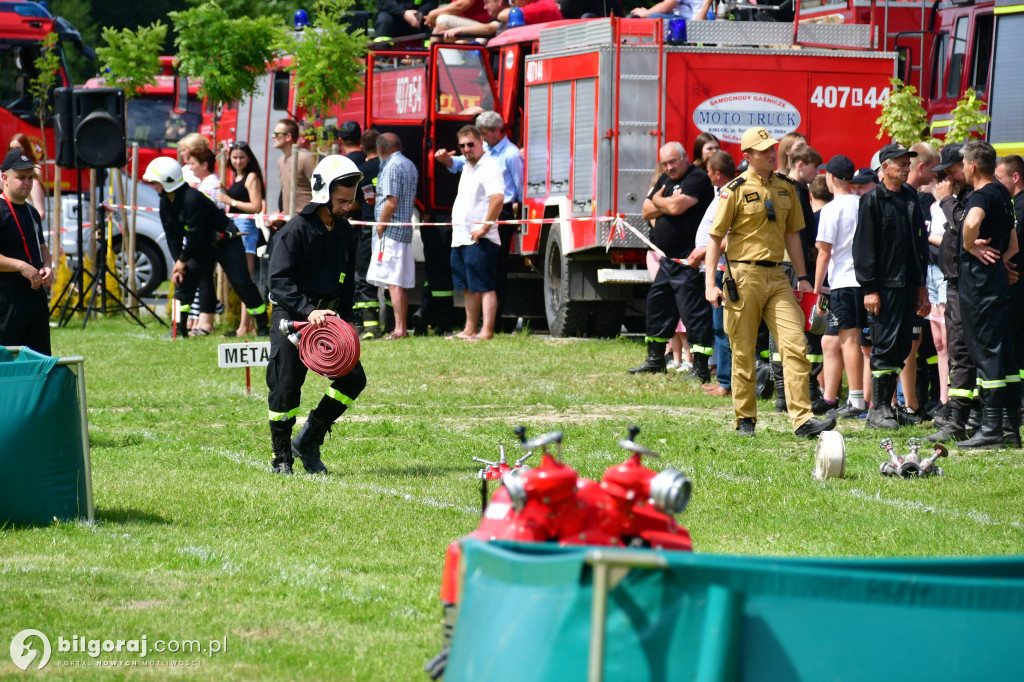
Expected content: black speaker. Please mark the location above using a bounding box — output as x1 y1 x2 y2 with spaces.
53 87 127 169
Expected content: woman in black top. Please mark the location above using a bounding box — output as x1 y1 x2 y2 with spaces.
217 142 265 336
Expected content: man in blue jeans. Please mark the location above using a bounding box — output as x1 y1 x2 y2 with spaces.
691 151 736 395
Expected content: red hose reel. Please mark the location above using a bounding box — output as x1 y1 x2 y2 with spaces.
280 317 361 379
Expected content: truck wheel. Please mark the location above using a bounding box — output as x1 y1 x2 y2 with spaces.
543 227 592 337
589 301 625 338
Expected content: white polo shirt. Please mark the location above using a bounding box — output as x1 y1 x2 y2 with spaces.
451 154 505 248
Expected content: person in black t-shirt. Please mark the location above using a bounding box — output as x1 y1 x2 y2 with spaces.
0 149 53 355
629 141 714 380
955 141 1019 448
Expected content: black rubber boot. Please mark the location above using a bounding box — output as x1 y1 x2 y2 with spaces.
755 358 774 399
866 374 899 430
255 309 271 337
809 378 830 415
682 353 711 383
434 297 453 337
956 407 1004 449
967 406 982 431
291 413 331 474
271 432 293 474
629 341 667 374
774 371 787 413
925 406 968 442
1003 407 1021 448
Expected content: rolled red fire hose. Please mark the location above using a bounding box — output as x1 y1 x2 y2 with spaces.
286 317 361 378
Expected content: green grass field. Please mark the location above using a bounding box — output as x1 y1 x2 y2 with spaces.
2 318 1023 680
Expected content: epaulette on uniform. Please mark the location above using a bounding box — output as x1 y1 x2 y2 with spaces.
725 177 746 191
776 173 796 185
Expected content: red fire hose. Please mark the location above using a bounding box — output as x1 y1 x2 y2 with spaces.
282 317 361 379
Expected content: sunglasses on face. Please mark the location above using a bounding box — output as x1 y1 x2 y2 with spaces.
230 141 249 149
458 141 477 149
272 132 289 139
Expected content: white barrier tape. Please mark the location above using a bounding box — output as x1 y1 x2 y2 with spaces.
100 204 640 234
609 215 689 266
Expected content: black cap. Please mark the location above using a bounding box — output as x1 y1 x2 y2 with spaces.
932 143 963 172
823 154 854 182
850 167 877 185
1 149 35 172
339 120 361 143
878 143 917 164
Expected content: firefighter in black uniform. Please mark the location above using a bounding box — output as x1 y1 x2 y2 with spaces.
954 141 1019 448
926 144 977 442
0 150 53 354
353 129 382 338
996 154 1024 447
266 155 367 474
853 144 930 429
629 141 715 380
143 157 270 339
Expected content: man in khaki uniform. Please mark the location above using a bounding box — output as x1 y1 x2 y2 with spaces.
704 127 837 438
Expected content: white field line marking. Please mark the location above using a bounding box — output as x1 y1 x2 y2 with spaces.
216 447 479 516
703 468 1024 530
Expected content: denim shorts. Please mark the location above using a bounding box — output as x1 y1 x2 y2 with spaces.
234 217 259 255
926 263 947 305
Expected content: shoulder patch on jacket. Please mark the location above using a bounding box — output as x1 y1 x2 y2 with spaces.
725 177 746 191
775 173 796 185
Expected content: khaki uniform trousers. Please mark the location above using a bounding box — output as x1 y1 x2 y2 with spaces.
723 263 811 429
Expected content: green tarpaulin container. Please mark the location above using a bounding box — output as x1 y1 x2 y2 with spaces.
0 346 92 525
446 540 1024 682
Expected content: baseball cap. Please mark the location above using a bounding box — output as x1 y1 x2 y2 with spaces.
822 154 854 182
878 143 917 164
932 143 963 172
740 127 778 152
1 149 35 172
339 120 361 143
850 167 877 185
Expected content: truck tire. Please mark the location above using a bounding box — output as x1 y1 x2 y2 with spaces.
589 301 625 338
543 227 592 337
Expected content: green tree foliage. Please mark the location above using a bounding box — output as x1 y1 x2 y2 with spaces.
945 88 991 144
279 0 367 123
170 1 283 106
29 33 62 180
875 77 933 148
96 23 167 98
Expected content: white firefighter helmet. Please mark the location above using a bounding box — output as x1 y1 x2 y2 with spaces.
143 156 186 192
310 155 363 205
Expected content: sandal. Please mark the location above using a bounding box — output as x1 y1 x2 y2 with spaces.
189 328 212 337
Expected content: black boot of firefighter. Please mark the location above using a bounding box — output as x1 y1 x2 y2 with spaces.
270 432 293 474
1003 407 1022 449
292 412 331 474
866 374 899 430
956 407 1004 449
682 352 711 383
255 309 271 337
925 406 969 443
773 371 787 413
629 341 667 374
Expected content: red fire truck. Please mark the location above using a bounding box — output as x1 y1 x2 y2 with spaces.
0 0 93 191
216 17 898 335
795 0 1020 154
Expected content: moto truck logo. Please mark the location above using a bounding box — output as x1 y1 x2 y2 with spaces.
692 92 801 145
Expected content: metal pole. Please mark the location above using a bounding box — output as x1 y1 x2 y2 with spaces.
88 169 98 319
129 143 139 310
588 562 609 682
289 147 299 217
51 166 62 266
584 550 670 682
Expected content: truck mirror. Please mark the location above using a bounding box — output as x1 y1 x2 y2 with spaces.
273 71 291 111
173 75 188 114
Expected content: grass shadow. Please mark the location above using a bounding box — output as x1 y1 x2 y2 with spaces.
95 506 172 526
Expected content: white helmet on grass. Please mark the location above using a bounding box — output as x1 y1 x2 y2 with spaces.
143 156 186 192
310 155 362 205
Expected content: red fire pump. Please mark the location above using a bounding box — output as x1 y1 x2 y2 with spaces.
426 425 693 679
